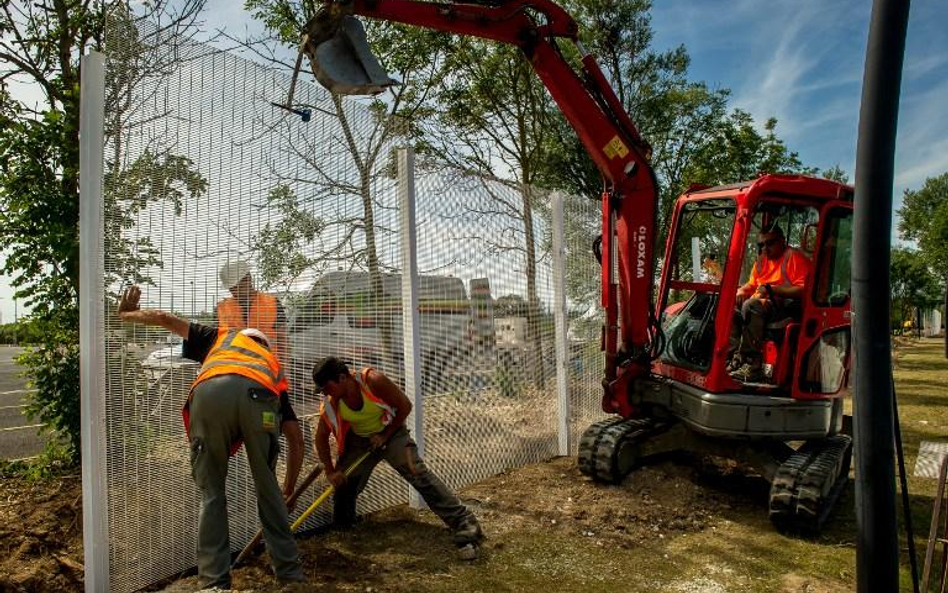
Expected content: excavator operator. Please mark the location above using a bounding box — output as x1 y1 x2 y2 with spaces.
728 225 811 382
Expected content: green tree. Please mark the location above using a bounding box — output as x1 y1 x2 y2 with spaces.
899 172 948 281
680 111 812 188
0 0 207 463
244 0 454 374
890 247 942 331
821 164 850 184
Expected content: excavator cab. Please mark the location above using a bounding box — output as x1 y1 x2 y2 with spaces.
654 175 853 401
580 175 854 532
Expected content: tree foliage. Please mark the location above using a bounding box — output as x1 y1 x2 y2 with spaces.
898 172 948 281
0 0 207 464
890 247 943 329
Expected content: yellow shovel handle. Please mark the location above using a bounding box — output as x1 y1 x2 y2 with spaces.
290 449 373 532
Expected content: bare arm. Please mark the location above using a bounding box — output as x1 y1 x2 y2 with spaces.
281 419 304 498
314 416 335 474
365 369 412 443
117 286 190 338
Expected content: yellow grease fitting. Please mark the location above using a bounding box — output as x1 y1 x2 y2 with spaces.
603 135 629 160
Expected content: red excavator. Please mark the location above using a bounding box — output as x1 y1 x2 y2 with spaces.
296 0 854 532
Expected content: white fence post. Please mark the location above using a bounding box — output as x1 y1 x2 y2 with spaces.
398 147 425 509
552 191 571 456
79 50 110 593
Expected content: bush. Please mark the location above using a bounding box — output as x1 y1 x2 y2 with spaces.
19 321 81 465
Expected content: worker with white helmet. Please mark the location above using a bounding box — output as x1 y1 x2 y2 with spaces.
217 259 289 365
118 285 306 588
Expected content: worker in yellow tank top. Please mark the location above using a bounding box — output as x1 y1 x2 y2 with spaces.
313 357 484 560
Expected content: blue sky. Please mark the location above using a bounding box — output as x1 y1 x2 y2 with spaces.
1 0 945 324
651 0 948 197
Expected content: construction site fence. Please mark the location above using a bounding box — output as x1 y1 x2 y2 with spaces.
79 22 606 593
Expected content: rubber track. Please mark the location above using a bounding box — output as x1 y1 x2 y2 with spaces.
578 417 626 477
769 434 852 533
578 417 654 483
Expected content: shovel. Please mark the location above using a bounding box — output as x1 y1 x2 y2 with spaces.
290 449 374 531
232 463 324 568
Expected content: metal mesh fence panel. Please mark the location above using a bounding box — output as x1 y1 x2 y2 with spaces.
411 165 560 490
561 193 610 451
93 14 610 592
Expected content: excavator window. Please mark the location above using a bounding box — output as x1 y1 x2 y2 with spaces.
660 198 736 371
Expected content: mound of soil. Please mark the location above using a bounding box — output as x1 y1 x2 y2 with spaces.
0 473 84 593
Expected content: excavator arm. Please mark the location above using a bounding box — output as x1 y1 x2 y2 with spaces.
309 0 659 416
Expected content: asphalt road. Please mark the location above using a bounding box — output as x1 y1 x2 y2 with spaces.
0 346 48 460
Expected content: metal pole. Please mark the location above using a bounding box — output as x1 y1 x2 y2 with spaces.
79 50 110 593
551 192 570 455
852 0 911 591
398 147 425 509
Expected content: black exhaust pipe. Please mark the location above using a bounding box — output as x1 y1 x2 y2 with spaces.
852 0 911 591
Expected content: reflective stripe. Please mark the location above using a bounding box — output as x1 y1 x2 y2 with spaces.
228 344 268 361
201 359 281 384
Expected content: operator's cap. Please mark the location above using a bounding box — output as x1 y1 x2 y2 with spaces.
219 259 250 290
239 328 271 349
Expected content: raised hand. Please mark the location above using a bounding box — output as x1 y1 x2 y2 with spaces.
118 285 142 319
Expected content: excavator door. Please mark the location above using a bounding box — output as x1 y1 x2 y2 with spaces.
302 9 398 95
791 203 854 400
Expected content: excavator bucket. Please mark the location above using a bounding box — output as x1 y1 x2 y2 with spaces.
302 10 398 96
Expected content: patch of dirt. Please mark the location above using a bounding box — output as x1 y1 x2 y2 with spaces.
0 457 850 593
0 473 84 593
462 456 720 546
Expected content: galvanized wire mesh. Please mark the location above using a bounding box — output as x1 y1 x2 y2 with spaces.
94 15 608 592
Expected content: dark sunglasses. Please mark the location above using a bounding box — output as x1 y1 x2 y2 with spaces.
757 237 779 248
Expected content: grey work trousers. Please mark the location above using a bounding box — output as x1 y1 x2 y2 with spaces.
333 426 481 544
189 375 303 588
729 297 799 365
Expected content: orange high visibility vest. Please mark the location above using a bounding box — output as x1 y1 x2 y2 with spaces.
748 247 811 289
218 292 280 354
320 368 395 456
183 329 288 454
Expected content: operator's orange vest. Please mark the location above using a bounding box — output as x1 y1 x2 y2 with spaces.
218 292 280 354
320 368 395 456
183 329 288 455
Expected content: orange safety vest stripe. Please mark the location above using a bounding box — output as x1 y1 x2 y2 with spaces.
749 247 811 289
192 329 287 395
218 292 279 337
319 368 395 456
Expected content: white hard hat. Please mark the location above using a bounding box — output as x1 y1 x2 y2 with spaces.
239 328 271 348
219 259 250 289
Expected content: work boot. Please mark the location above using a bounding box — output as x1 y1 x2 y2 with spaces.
729 362 763 383
456 542 479 561
725 356 743 373
452 518 484 546
452 517 484 560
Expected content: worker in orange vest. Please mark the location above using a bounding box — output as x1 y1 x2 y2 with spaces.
118 285 305 588
729 225 811 382
217 259 289 364
312 357 484 560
